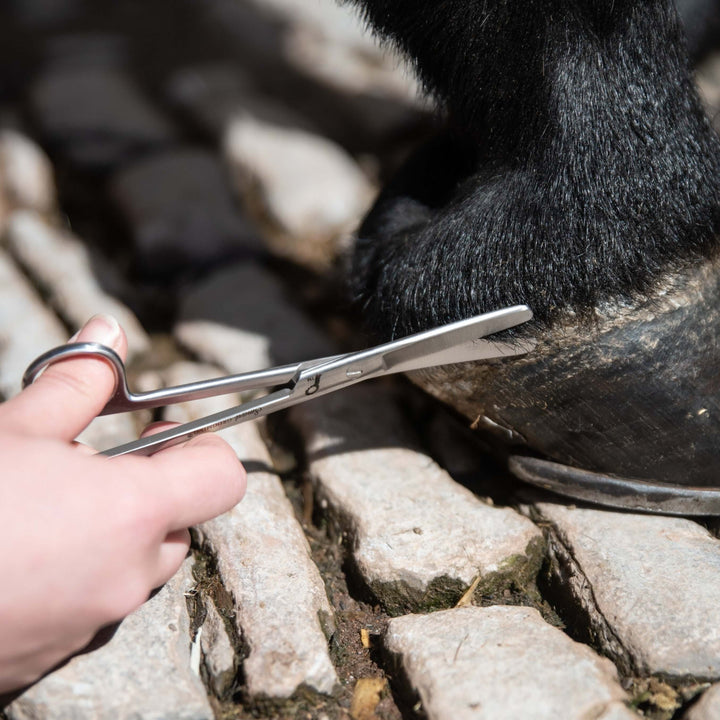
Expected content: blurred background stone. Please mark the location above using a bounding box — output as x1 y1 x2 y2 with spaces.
110 149 263 278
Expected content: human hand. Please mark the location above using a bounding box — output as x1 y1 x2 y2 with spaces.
0 315 246 693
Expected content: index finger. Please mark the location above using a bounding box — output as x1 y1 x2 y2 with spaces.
126 434 247 530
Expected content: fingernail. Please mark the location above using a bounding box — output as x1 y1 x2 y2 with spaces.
71 314 121 347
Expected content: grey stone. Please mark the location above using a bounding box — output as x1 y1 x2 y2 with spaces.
43 33 129 71
7 559 214 720
294 387 544 614
110 149 263 278
167 65 316 138
0 222 143 448
385 606 634 720
29 67 176 172
535 503 720 679
0 131 56 215
686 684 720 719
8 0 80 26
197 0 430 150
224 115 372 242
5 211 150 359
249 0 422 102
175 262 333 372
199 598 236 699
161 362 338 698
0 249 66 398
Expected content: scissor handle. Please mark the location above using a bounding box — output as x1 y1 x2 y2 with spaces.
21 341 328 414
22 342 127 394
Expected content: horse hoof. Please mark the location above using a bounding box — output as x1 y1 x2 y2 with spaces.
407 257 720 503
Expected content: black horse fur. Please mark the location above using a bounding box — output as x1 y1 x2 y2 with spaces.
344 0 720 340
340 0 720 487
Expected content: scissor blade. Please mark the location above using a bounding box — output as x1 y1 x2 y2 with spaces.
102 387 295 457
379 305 533 374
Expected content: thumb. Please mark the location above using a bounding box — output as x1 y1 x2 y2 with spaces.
0 314 128 441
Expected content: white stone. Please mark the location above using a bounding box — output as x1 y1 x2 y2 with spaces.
0 240 141 449
224 116 372 240
5 211 150 359
161 362 338 698
200 598 236 699
385 606 635 720
0 249 66 399
7 559 213 720
249 0 422 101
686 684 720 719
536 503 720 678
0 131 56 215
294 388 544 613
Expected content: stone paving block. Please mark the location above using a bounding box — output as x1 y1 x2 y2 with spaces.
29 66 176 172
176 261 333 372
109 148 263 278
686 684 720 719
6 559 213 720
0 131 56 216
198 0 429 151
294 389 544 614
0 239 141 447
161 362 338 698
199 597 236 699
535 503 720 679
250 0 421 101
0 249 66 398
384 606 634 720
224 115 372 241
8 0 80 26
5 211 150 359
167 64 317 138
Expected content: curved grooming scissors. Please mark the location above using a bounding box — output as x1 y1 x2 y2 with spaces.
23 306 535 458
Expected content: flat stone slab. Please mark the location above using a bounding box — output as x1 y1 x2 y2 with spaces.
686 684 720 719
385 606 634 720
0 248 66 399
29 66 176 172
167 64 316 138
535 503 720 679
199 597 236 699
176 261 333 372
161 362 338 699
293 388 544 614
0 234 141 448
247 0 422 101
7 559 213 720
224 114 372 243
109 148 262 278
5 211 150 359
0 130 56 215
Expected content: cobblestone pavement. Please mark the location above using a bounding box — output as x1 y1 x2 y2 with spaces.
1 2 720 719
